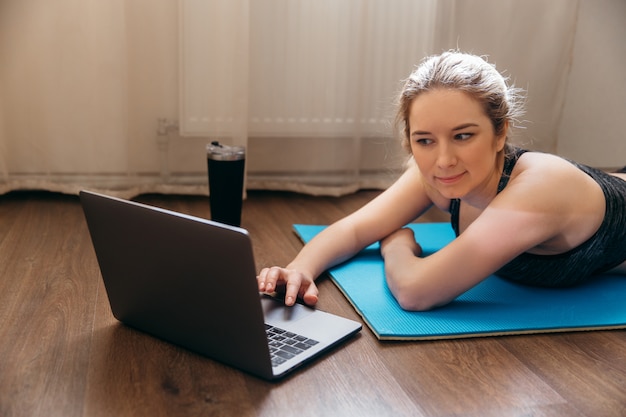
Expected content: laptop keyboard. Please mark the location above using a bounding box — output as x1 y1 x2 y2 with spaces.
265 324 320 367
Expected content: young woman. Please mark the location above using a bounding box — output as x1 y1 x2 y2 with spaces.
257 51 626 311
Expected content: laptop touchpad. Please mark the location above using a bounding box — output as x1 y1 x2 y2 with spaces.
261 295 314 323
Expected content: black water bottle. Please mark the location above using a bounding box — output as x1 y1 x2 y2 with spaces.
206 141 246 227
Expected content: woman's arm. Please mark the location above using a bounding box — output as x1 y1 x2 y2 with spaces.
380 204 548 311
381 156 604 311
258 163 435 306
380 219 523 311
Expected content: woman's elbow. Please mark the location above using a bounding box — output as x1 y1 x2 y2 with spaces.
391 281 448 311
385 266 452 311
394 292 440 312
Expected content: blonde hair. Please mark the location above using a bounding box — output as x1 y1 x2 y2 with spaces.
395 51 525 153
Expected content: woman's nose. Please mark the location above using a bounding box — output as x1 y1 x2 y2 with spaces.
437 144 457 168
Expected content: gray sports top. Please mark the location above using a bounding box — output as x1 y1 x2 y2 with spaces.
449 147 626 287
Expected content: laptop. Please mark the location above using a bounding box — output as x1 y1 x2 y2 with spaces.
79 190 361 380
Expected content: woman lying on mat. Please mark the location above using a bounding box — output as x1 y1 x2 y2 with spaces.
257 51 626 311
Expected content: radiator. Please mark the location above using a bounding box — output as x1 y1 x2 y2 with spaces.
179 0 249 139
179 0 437 140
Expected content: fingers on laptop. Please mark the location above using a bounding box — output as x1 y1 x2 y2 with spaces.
301 284 319 306
257 267 319 307
257 266 282 292
283 272 319 307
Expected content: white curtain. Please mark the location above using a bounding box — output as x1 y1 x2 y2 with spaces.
0 0 586 198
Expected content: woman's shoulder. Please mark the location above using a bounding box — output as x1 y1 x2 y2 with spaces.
496 150 606 255
511 150 591 184
501 150 604 215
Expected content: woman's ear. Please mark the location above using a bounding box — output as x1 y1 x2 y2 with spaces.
496 120 509 152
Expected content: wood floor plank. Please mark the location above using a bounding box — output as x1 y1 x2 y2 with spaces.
376 337 568 416
0 190 624 417
0 193 100 417
499 332 626 417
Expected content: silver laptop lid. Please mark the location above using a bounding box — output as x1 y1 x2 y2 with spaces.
80 190 275 378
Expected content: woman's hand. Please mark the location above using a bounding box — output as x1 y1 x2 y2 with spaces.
257 266 319 307
379 228 431 310
380 228 423 258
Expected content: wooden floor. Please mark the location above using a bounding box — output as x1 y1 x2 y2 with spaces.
0 190 624 417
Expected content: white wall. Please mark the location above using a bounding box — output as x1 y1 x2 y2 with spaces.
556 0 626 168
0 0 623 197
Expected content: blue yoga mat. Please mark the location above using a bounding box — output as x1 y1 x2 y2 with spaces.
293 223 626 340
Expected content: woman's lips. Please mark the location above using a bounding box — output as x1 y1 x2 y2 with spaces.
436 172 465 184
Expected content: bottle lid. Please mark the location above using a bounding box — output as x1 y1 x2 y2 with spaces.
206 141 245 161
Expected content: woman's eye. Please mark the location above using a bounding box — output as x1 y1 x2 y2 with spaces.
455 133 473 141
415 138 434 145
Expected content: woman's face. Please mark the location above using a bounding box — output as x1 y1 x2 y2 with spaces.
408 89 506 203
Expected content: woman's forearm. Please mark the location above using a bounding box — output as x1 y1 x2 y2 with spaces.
382 245 431 310
287 219 367 281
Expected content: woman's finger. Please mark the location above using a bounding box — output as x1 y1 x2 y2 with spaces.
284 271 303 306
